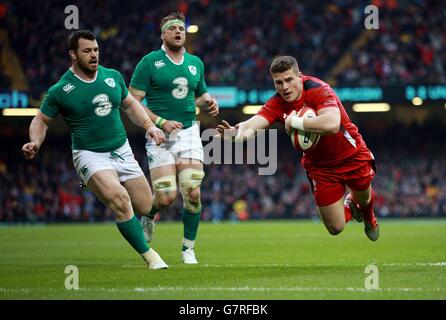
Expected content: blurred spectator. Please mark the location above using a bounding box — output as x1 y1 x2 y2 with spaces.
209 192 225 223
0 57 12 89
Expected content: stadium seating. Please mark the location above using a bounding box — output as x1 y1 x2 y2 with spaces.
4 0 444 91
335 0 446 85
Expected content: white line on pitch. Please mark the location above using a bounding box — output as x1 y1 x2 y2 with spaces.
121 262 446 268
381 262 446 266
1 287 446 293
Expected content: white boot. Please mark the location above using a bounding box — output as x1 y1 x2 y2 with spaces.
143 248 168 270
182 248 198 264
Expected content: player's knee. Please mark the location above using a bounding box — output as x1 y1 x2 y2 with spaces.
179 168 204 213
181 185 201 212
178 168 205 196
326 223 344 236
351 187 373 207
133 200 152 218
188 187 201 203
156 191 177 208
183 188 201 213
152 175 177 207
356 196 371 208
183 198 201 213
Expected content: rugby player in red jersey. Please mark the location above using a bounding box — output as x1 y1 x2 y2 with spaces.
217 56 379 241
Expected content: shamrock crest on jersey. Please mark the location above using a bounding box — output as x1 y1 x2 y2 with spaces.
188 65 197 76
104 78 116 88
92 94 112 116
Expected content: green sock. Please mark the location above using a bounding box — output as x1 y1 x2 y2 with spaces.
147 206 158 220
182 208 200 251
116 215 150 254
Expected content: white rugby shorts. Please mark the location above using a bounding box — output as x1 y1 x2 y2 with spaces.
146 122 203 169
72 139 144 184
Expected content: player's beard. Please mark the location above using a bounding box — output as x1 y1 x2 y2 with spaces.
165 38 185 52
77 56 98 77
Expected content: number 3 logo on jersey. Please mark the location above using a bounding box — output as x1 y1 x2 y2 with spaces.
92 94 112 117
172 77 188 99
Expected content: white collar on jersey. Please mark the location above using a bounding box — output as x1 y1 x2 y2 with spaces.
69 66 98 83
161 44 185 65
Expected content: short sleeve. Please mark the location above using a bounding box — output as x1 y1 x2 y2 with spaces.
40 87 60 118
195 58 207 97
130 56 151 95
257 102 280 125
307 86 338 112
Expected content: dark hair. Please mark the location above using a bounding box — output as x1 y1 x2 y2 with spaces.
160 11 186 31
68 30 96 51
270 56 300 74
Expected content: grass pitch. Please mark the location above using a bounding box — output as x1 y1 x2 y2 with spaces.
1 219 445 299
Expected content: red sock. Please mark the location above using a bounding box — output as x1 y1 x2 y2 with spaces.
344 204 353 223
359 189 375 222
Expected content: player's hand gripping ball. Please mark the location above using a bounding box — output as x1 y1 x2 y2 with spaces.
289 107 320 151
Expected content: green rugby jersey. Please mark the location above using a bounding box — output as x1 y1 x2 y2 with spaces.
40 65 129 152
130 48 207 128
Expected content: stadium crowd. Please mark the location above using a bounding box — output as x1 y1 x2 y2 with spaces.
336 0 446 85
0 43 10 88
1 123 445 224
3 0 444 92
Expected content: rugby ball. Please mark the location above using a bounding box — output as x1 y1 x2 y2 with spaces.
289 107 320 151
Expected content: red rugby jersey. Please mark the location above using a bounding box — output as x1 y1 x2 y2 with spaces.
257 74 372 167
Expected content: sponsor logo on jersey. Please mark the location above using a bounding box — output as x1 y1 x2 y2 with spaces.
188 65 197 76
92 93 112 117
154 60 166 69
63 83 75 93
104 78 116 88
171 77 189 99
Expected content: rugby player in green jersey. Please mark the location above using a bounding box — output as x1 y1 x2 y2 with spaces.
129 12 219 264
22 30 169 270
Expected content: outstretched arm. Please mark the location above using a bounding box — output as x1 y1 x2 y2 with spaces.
22 111 53 159
216 115 270 142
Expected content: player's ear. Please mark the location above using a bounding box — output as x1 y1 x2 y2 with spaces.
69 50 76 61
